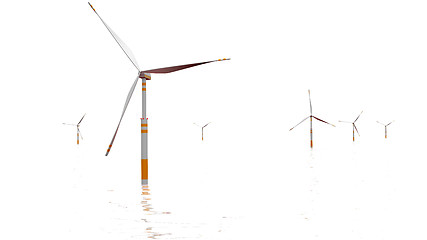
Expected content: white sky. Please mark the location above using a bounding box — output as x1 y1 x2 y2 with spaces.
1 0 427 239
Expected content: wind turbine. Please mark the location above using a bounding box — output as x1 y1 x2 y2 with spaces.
193 122 211 141
63 114 86 145
289 90 335 148
339 111 363 142
88 3 229 186
377 121 394 138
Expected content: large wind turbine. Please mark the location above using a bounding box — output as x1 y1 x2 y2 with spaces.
377 121 394 139
88 3 229 185
63 114 86 145
339 111 363 142
193 122 211 141
289 90 335 148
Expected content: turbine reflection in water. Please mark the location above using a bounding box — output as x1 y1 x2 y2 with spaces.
138 185 238 240
140 185 172 239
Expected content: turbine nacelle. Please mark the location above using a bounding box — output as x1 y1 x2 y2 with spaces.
139 72 152 80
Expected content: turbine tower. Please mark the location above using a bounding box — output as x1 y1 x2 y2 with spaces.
88 3 229 185
339 111 363 142
377 121 394 139
63 114 86 145
289 90 335 148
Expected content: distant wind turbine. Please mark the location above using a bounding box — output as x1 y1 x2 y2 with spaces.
63 114 86 145
88 3 229 185
339 111 363 142
289 90 335 148
377 120 394 139
193 122 211 141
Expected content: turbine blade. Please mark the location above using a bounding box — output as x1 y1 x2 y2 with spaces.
142 58 230 74
203 122 211 128
78 127 83 140
354 124 360 136
78 113 86 125
308 90 312 115
377 121 386 126
289 116 309 131
88 2 140 71
387 121 394 126
63 123 77 126
354 111 363 123
338 120 352 123
312 116 335 127
193 123 201 127
105 75 140 156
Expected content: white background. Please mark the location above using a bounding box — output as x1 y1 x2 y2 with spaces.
1 0 427 239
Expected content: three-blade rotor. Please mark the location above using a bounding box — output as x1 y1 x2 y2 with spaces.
377 120 394 138
339 111 363 139
89 3 229 155
194 122 211 141
63 113 86 143
289 90 335 131
289 90 334 148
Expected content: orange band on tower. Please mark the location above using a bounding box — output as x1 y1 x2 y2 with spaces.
141 159 148 180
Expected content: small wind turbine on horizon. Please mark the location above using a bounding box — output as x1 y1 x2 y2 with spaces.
289 90 335 148
88 3 229 186
339 111 363 142
63 114 86 145
193 122 211 141
377 120 394 139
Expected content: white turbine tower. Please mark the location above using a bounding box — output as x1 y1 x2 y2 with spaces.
339 111 363 142
63 114 86 145
289 90 335 148
88 3 229 186
377 121 394 139
193 122 211 141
